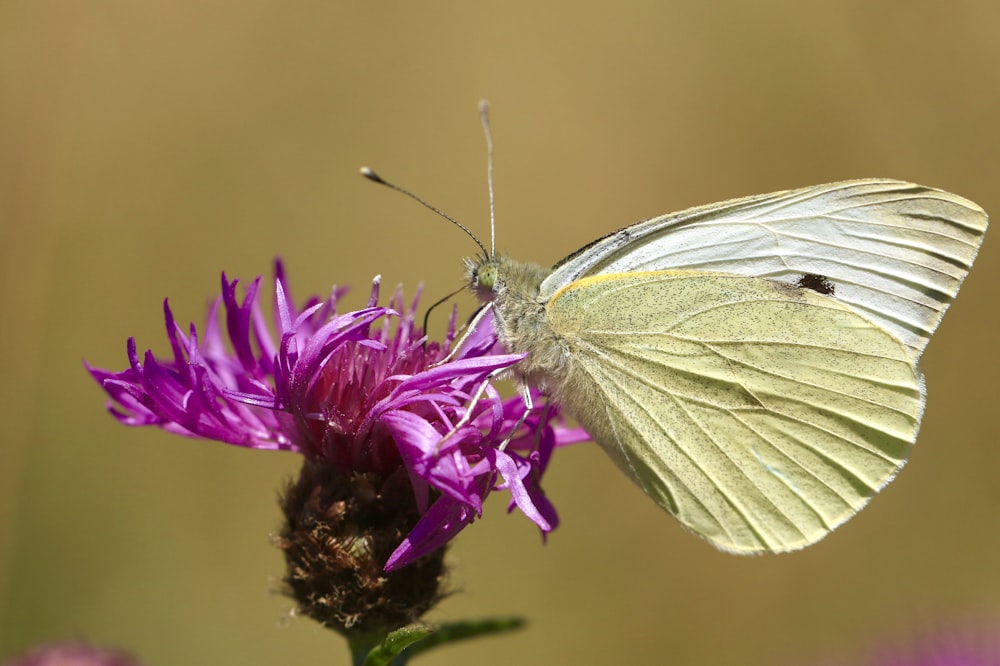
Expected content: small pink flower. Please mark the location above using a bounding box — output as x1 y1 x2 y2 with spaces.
3 642 141 666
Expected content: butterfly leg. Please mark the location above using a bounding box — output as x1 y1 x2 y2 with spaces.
429 302 494 368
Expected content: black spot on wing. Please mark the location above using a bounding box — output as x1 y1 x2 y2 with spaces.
797 273 836 295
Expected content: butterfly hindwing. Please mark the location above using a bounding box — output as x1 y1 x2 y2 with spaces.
544 271 925 553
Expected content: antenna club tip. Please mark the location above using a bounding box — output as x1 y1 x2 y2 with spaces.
359 166 384 183
478 99 490 114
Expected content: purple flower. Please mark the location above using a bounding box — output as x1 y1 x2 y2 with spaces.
869 624 1000 666
88 261 582 590
2 642 142 666
812 620 1000 666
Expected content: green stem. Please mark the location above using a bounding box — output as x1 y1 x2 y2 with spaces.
347 634 379 666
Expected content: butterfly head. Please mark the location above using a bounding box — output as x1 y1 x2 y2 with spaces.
466 254 551 308
465 255 500 304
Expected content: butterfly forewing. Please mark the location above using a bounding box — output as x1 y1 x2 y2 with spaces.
544 271 925 553
540 180 987 357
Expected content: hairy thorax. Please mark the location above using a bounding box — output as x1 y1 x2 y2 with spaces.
466 255 572 392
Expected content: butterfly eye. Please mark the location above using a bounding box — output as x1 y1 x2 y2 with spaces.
477 264 498 291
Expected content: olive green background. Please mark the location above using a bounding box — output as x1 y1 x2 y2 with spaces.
2 2 998 664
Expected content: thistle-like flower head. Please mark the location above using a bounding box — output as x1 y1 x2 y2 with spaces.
88 261 583 633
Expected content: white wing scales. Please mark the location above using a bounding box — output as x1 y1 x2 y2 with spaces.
545 272 926 553
540 180 988 356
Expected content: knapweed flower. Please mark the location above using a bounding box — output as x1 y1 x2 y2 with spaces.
2 642 142 666
87 261 582 635
810 619 1000 666
867 623 1000 666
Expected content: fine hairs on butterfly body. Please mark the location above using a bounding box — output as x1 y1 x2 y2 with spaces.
372 102 988 555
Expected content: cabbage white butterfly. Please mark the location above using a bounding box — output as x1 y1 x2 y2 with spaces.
369 104 988 554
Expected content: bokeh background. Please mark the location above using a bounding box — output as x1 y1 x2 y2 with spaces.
2 2 998 664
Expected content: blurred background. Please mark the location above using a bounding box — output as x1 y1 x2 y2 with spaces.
2 2 998 664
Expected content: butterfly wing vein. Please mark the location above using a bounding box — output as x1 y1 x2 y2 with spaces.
541 179 987 357
546 272 925 553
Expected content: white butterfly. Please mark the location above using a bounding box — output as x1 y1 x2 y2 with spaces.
468 179 987 553
364 104 988 554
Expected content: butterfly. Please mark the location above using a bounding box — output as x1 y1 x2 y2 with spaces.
466 178 987 553
364 103 988 554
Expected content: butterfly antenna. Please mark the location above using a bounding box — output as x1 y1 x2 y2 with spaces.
421 283 467 338
360 166 490 261
479 100 496 258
